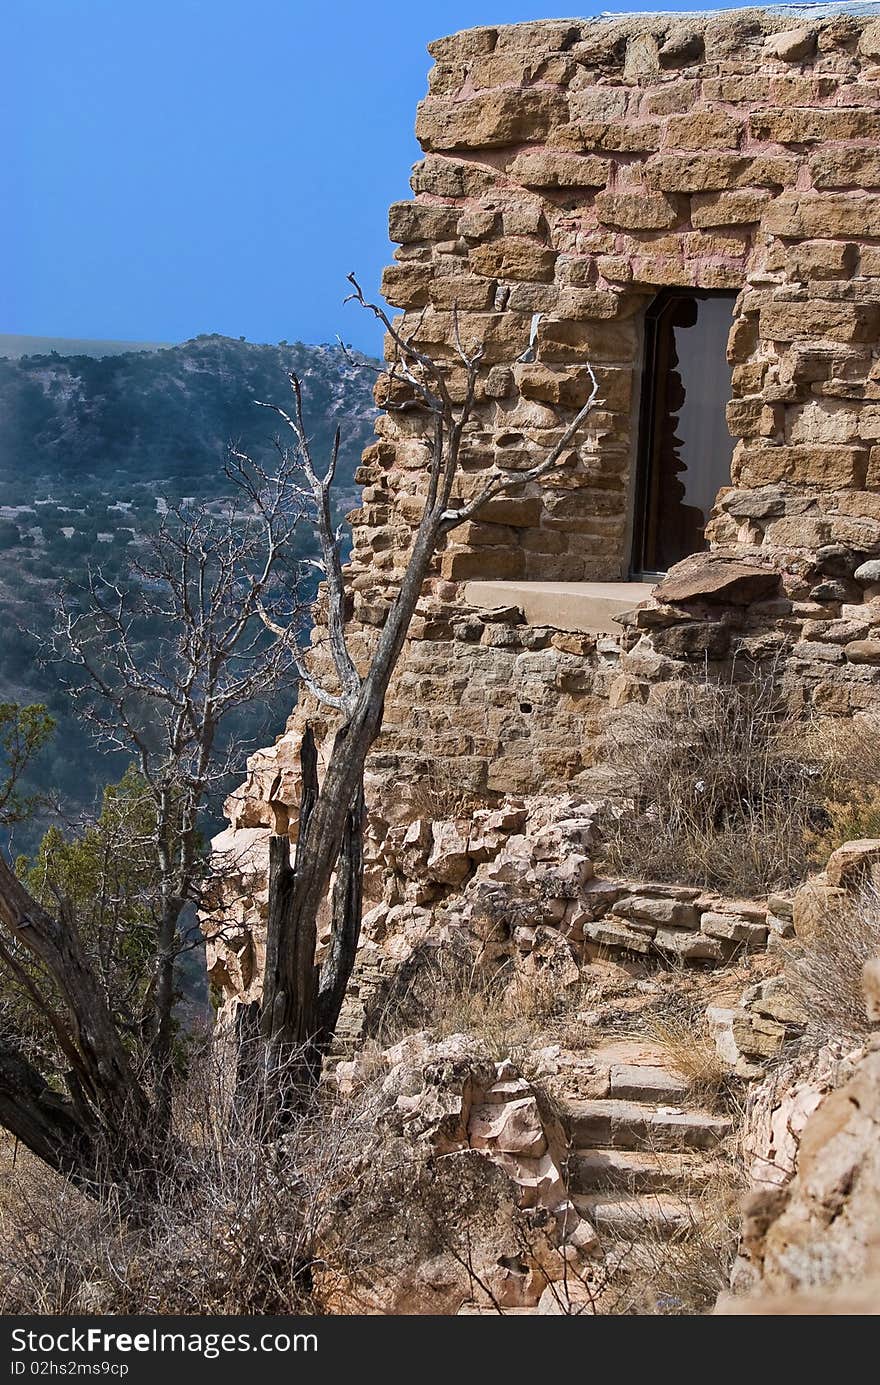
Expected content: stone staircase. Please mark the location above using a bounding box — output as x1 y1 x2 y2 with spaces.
557 1045 734 1265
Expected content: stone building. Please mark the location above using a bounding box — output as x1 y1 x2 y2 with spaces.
225 1 880 832
306 1 880 802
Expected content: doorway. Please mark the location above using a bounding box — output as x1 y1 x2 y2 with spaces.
632 290 736 577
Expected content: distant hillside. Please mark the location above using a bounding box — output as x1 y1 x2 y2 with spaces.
0 333 377 498
0 334 379 844
0 334 170 359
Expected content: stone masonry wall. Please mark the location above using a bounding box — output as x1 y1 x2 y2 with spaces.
352 4 880 604
303 3 880 800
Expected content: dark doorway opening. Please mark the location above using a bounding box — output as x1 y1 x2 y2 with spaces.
631 289 736 577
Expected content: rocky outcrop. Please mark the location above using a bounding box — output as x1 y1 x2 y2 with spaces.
322 1033 597 1313
206 789 786 1039
720 960 880 1314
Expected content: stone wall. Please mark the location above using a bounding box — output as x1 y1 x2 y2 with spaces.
353 5 880 598
313 3 880 798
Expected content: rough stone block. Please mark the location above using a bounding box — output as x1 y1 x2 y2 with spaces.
700 911 768 945
751 108 880 144
388 201 461 244
760 300 880 345
653 927 724 961
594 189 684 230
664 110 744 149
734 444 868 489
507 150 611 188
415 89 568 150
691 190 771 226
469 237 557 282
644 152 750 191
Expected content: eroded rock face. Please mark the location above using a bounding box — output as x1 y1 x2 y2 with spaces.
323 1033 597 1313
205 790 783 1039
723 960 880 1313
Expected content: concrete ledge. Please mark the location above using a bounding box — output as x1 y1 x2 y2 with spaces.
463 580 655 634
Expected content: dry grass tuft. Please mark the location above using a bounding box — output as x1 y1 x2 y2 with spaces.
600 1161 744 1315
404 763 493 823
601 672 819 895
785 881 880 1047
369 937 588 1064
646 1010 734 1112
0 1054 384 1315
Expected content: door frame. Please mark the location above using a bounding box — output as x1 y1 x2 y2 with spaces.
629 287 737 580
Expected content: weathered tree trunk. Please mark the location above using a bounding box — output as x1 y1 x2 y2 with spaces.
316 777 365 1057
0 856 151 1145
256 727 322 1128
152 895 185 1140
0 1037 94 1183
254 514 444 1123
0 854 154 1191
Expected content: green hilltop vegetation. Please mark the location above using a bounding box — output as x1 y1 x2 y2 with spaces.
0 333 379 843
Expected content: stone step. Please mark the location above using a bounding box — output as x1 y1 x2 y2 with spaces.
608 1063 689 1103
574 1191 701 1240
562 1098 732 1151
569 1146 717 1194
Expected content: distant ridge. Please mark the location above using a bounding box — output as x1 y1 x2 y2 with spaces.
0 333 171 359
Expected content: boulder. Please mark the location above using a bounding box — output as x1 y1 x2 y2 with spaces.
654 553 779 606
825 838 880 889
426 820 473 885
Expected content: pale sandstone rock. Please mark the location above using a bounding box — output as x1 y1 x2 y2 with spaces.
825 838 880 889
654 553 779 605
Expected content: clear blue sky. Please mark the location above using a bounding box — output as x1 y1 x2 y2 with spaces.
3 0 735 355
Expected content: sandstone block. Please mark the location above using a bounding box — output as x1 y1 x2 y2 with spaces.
848 637 880 664
611 895 700 929
428 276 496 310
734 444 868 489
381 263 432 308
764 25 817 62
416 89 567 151
751 108 880 144
441 549 525 581
691 190 771 227
388 201 461 244
826 838 880 889
514 362 597 408
644 153 750 192
655 552 779 605
411 156 501 199
792 881 848 939
700 911 768 945
811 147 880 190
858 18 880 60
760 300 880 345
653 927 724 961
763 194 880 240
583 918 653 954
469 237 557 282
664 110 744 149
536 317 636 363
507 150 611 188
556 287 623 321
787 239 859 279
594 189 683 230
659 27 704 66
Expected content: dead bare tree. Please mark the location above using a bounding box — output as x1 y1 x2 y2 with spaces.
247 277 601 1127
0 462 309 1166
